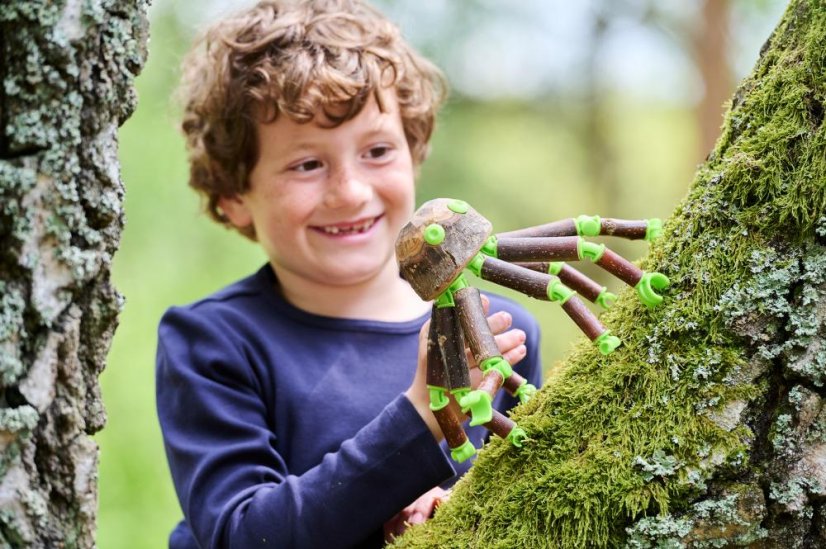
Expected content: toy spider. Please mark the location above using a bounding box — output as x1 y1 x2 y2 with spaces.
395 198 669 462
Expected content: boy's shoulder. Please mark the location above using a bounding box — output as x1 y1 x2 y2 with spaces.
159 265 273 334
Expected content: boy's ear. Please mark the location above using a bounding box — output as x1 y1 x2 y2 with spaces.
218 194 253 229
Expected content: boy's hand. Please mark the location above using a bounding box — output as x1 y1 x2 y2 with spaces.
383 486 451 542
406 295 527 441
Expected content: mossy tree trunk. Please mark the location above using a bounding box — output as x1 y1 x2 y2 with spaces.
0 2 147 547
399 1 826 547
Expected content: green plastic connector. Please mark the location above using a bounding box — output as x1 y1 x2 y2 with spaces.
450 439 476 462
480 356 512 379
547 262 564 275
645 218 663 242
574 215 602 237
423 223 445 245
635 271 670 308
458 390 493 426
448 200 469 214
480 235 498 258
435 274 469 308
514 382 537 404
595 331 621 355
506 426 528 447
595 288 617 309
547 279 575 303
428 386 449 411
577 238 606 262
466 253 486 277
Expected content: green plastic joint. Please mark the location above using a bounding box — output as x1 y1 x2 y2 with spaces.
435 274 469 308
423 223 445 245
458 390 493 426
447 200 469 214
428 386 450 411
645 218 663 242
577 238 606 262
466 253 487 277
595 331 621 355
514 382 537 404
547 261 564 275
595 289 617 310
480 356 512 379
506 426 528 448
480 235 498 258
450 439 476 462
574 215 602 237
547 279 575 304
635 271 670 308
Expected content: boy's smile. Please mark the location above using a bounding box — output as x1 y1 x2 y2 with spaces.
219 90 417 304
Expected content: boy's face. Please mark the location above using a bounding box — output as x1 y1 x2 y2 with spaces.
220 90 416 290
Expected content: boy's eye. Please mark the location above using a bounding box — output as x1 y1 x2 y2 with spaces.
365 146 391 160
292 159 323 172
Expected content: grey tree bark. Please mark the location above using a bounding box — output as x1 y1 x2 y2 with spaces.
0 1 148 547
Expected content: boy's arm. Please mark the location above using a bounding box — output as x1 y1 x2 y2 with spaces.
156 307 454 549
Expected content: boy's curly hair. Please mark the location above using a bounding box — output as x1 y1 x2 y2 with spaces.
179 0 447 232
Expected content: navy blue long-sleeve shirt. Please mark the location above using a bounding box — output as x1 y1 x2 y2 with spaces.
156 264 542 548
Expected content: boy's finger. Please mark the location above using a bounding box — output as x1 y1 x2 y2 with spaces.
486 311 512 335
502 344 527 366
480 293 490 314
495 328 526 354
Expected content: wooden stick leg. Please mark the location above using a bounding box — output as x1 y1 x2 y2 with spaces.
484 410 527 447
432 407 475 462
595 248 644 287
561 297 621 355
432 305 471 391
496 237 580 263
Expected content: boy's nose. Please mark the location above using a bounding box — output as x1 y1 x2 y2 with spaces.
323 166 373 209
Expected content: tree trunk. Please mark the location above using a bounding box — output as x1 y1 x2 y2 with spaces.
0 2 147 547
397 0 826 547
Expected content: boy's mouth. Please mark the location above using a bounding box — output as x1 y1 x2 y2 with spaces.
312 214 383 236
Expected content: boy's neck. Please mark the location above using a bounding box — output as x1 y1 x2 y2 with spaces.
272 260 430 322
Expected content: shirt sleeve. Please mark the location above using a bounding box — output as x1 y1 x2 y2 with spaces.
156 306 454 549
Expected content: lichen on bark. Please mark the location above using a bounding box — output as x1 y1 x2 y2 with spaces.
396 1 826 547
0 0 147 546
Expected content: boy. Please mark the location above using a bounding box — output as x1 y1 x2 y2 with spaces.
156 1 542 547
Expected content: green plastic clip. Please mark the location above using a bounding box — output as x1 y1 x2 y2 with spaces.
574 215 602 237
577 238 606 262
514 382 537 404
458 390 493 426
645 218 663 242
480 235 498 258
480 356 512 379
595 288 617 309
450 439 476 462
506 426 528 447
466 253 487 277
595 331 621 355
423 223 445 245
435 274 469 308
547 279 575 304
448 200 469 214
428 386 450 411
635 272 670 308
547 262 564 276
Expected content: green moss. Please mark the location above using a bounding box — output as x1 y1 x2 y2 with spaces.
397 1 826 547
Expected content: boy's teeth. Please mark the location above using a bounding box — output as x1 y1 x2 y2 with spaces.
321 218 376 235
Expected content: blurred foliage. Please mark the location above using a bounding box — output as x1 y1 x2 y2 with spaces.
95 5 699 549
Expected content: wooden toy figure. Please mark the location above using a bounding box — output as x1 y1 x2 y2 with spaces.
395 198 669 462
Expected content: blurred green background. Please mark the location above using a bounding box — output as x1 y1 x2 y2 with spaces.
95 1 787 546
